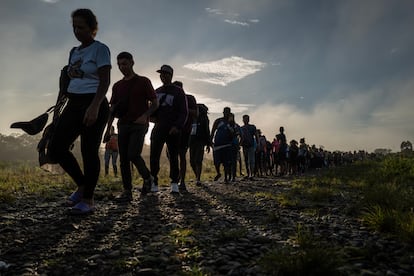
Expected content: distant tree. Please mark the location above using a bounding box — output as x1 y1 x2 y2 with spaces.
0 133 39 161
400 141 412 152
374 148 392 155
0 133 82 162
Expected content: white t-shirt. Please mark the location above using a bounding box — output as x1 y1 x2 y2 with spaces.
67 41 111 94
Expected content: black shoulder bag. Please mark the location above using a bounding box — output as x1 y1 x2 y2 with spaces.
37 47 76 168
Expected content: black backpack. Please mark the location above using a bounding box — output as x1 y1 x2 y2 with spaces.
192 104 210 144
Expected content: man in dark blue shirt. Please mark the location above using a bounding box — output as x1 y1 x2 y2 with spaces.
150 65 188 194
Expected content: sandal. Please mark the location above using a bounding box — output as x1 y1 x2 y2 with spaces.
66 191 82 207
69 201 95 215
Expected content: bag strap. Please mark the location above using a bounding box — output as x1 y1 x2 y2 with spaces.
50 47 77 119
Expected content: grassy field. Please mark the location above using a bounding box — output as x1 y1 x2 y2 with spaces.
0 152 217 204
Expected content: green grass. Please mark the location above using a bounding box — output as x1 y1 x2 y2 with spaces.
276 179 337 208
271 154 414 245
259 224 343 275
170 228 196 247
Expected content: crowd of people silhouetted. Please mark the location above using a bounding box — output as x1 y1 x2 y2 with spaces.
47 8 369 215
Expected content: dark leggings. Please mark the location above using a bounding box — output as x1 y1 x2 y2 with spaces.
48 94 109 200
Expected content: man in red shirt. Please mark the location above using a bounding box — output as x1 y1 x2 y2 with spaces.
105 52 159 201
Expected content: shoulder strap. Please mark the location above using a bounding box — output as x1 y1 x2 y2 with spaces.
68 47 76 64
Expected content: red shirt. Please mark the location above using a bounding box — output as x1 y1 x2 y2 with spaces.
105 134 118 151
111 75 156 123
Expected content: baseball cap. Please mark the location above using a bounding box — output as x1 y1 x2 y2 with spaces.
156 64 173 75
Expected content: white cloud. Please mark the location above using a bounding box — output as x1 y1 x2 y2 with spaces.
205 7 239 17
206 7 258 27
224 19 249 26
191 93 253 114
40 0 60 3
205 8 224 15
184 56 266 86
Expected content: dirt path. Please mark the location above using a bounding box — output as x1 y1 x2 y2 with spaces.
0 176 413 275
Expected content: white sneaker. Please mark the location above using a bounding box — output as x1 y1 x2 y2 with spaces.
170 183 179 194
150 181 158 192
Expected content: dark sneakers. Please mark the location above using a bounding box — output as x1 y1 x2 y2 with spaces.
179 183 188 193
142 176 154 196
214 173 221 181
114 190 133 203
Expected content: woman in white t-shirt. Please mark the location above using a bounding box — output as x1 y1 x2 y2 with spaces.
48 9 111 215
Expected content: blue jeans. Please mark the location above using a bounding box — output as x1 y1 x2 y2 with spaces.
243 146 256 177
104 149 118 175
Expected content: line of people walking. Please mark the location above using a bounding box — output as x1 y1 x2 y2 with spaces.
48 8 352 215
104 53 212 203
48 9 211 214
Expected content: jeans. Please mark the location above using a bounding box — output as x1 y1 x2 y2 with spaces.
117 122 151 190
150 126 181 185
243 146 256 176
104 149 118 175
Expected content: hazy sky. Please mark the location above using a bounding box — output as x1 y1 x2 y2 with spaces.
1 0 413 152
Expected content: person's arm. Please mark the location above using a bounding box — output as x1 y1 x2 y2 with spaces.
103 86 116 142
103 114 115 143
135 78 159 124
210 119 218 146
205 118 211 153
135 97 159 124
83 65 111 126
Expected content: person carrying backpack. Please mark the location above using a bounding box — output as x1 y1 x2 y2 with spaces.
210 107 234 183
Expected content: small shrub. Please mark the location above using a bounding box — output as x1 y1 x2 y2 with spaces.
170 228 196 246
362 205 398 233
362 181 412 211
259 246 342 275
400 212 414 244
